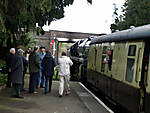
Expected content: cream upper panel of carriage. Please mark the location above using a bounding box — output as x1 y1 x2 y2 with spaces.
87 45 96 70
93 41 144 87
111 42 128 81
112 41 145 87
88 40 145 88
146 55 150 93
95 45 102 72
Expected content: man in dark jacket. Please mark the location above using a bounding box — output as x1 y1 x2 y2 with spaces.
6 48 16 87
8 48 24 98
29 46 40 94
42 50 56 94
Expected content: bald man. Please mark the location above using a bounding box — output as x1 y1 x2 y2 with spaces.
6 48 16 87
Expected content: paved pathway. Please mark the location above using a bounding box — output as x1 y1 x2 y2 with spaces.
0 78 112 113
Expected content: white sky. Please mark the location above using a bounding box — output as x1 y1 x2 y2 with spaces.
43 0 125 34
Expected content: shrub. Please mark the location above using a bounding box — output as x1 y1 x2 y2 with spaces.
0 59 7 86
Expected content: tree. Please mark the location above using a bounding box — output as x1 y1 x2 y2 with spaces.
0 0 92 58
110 0 150 32
110 3 119 33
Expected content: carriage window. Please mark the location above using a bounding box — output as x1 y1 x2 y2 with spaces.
94 48 97 68
101 46 107 72
102 46 107 54
101 55 105 72
125 58 135 82
128 45 136 56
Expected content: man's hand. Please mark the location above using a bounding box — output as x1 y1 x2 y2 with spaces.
8 68 11 72
104 58 108 64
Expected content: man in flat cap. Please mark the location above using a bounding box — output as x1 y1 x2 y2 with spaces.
18 49 28 91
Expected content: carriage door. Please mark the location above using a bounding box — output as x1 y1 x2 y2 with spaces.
125 41 145 87
142 40 150 113
125 41 145 112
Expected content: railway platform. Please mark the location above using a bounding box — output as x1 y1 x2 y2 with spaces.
0 80 113 113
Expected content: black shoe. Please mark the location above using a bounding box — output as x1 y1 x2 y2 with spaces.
40 86 45 88
11 95 17 98
11 95 24 99
21 89 26 92
16 95 24 99
59 95 62 98
6 85 11 88
44 92 48 94
65 91 70 95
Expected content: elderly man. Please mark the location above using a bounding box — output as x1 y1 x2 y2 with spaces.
8 48 24 98
18 49 28 91
6 48 16 87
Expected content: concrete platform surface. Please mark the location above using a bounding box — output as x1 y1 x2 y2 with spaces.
0 80 113 113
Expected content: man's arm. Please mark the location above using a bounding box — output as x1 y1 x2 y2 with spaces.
53 58 56 67
68 58 73 66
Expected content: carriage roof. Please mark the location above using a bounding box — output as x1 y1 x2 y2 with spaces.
90 24 150 45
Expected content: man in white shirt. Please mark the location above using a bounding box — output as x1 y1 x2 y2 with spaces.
58 51 73 97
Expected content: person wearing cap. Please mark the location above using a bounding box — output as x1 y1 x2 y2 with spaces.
18 49 28 91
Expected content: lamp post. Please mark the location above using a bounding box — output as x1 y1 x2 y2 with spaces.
53 34 56 57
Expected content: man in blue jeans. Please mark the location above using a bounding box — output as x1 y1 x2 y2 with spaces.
36 47 46 88
42 50 56 94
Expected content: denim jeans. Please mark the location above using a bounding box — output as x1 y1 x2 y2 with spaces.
37 67 45 87
45 76 53 93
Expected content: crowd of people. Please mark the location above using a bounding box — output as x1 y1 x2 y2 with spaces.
6 46 73 99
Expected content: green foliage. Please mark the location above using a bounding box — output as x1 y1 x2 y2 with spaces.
17 32 38 51
0 59 7 86
0 0 91 48
111 0 150 32
0 73 7 86
25 32 38 49
0 0 92 84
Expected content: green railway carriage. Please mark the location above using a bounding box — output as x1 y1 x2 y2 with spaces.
87 24 150 113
